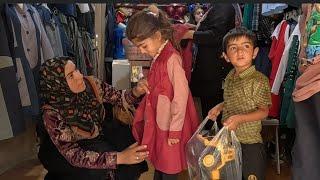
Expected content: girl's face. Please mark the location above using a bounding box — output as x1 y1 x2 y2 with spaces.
132 31 164 58
194 8 204 23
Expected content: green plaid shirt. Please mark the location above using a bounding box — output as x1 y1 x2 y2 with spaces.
222 66 272 144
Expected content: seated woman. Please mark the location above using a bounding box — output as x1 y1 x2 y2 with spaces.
37 57 149 180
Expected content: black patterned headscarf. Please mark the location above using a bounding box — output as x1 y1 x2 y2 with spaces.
39 57 103 133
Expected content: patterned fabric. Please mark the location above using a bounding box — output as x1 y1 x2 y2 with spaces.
252 4 260 31
257 15 274 45
43 109 117 176
222 66 272 144
39 57 103 133
280 35 300 128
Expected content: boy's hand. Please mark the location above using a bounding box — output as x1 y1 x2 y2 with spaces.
223 115 243 131
208 103 223 120
168 138 180 146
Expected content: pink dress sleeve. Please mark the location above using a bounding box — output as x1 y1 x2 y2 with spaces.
167 53 189 139
43 110 117 169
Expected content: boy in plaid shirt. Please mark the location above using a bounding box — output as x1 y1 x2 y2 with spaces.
208 27 272 180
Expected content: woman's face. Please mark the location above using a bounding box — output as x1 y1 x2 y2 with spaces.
64 60 86 93
194 8 204 23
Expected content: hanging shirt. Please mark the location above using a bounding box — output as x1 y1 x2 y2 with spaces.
268 20 289 118
0 4 25 140
14 4 54 69
272 17 301 95
262 3 288 16
251 3 261 31
35 4 64 57
5 4 54 115
280 35 300 128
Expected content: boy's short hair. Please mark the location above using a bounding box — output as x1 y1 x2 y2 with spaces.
222 27 257 53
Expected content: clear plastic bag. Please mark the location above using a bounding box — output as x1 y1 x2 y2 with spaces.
186 117 219 180
199 127 242 180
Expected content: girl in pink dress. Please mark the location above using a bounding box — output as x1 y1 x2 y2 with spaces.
126 9 199 180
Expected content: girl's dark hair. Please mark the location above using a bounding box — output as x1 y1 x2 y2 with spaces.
126 8 180 50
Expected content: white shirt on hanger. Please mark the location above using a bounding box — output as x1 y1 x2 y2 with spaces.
271 16 301 95
262 3 288 16
77 3 90 13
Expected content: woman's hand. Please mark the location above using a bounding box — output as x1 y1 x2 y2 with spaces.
182 30 195 40
132 78 150 97
116 142 149 164
168 138 180 146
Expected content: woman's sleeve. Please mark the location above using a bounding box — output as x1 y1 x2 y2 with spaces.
43 110 117 169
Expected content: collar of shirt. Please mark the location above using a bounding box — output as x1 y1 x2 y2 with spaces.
14 4 34 15
228 66 256 80
151 40 169 64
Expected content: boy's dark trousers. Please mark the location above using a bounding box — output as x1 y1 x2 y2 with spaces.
241 143 267 180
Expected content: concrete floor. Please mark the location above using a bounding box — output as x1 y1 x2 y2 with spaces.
0 158 291 180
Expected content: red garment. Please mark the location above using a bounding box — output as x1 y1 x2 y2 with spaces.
268 21 288 118
173 24 193 83
132 42 199 174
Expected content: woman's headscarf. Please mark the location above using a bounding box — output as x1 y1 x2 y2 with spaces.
39 57 103 133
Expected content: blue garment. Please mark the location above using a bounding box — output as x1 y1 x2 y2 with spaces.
50 4 76 17
35 5 64 57
113 27 125 59
0 4 25 140
306 45 320 59
254 47 272 77
4 4 41 116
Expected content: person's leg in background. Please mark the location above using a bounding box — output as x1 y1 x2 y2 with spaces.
241 143 267 180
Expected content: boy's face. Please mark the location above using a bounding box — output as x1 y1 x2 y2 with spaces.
223 36 259 71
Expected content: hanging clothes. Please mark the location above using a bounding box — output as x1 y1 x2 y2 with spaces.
251 4 261 31
35 4 64 57
232 3 243 28
254 47 272 77
76 3 95 39
50 4 76 17
4 4 54 116
242 4 254 30
0 4 25 140
268 20 290 118
262 3 288 16
105 5 115 59
113 26 125 59
280 35 300 128
81 30 98 76
272 17 301 95
257 15 274 46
